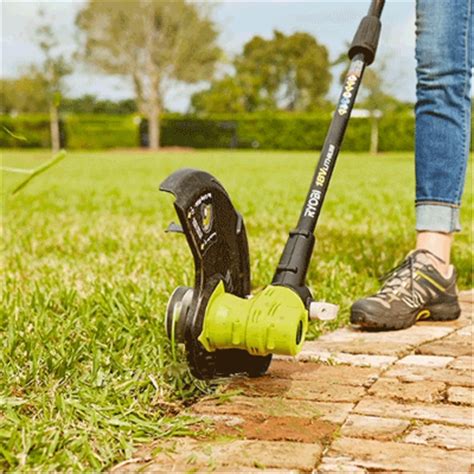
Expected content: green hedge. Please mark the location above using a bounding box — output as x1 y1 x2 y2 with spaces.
0 115 53 148
65 114 139 149
379 113 415 151
231 114 333 150
157 112 416 152
159 116 238 149
0 112 426 151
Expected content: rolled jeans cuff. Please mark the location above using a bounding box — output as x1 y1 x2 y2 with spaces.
415 202 461 233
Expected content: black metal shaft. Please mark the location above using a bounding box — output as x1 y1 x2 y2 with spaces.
272 0 385 301
297 54 366 234
272 55 366 299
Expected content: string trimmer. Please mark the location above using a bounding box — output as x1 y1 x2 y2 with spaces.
161 0 385 379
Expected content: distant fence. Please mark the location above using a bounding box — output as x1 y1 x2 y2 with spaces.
1 112 421 151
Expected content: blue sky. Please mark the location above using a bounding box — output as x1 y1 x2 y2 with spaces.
2 1 416 111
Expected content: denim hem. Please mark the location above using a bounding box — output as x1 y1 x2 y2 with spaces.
416 203 461 233
415 200 460 209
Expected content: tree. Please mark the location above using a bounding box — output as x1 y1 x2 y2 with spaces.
192 31 331 114
360 68 390 154
238 31 332 111
76 0 220 149
61 95 137 114
34 13 72 153
0 75 49 115
191 76 248 114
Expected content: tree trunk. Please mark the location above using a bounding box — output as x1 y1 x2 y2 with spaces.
370 116 379 155
49 103 60 153
148 101 160 150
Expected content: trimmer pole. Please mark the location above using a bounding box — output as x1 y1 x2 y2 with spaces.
272 0 385 303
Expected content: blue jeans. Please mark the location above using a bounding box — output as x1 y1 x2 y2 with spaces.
415 0 473 233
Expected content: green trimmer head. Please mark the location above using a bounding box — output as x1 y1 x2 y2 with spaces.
161 169 308 379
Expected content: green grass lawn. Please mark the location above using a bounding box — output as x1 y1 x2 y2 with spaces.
1 149 472 471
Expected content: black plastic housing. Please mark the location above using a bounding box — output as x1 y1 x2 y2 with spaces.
272 230 314 306
161 169 271 379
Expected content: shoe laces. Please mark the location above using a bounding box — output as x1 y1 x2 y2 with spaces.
379 254 416 300
378 250 444 302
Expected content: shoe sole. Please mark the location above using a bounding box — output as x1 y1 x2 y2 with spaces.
351 300 461 331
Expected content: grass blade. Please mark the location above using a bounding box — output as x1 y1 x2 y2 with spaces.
11 150 67 195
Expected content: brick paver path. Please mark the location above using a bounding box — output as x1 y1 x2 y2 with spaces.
113 290 473 473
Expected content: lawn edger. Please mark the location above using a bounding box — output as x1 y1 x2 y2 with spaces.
161 0 385 379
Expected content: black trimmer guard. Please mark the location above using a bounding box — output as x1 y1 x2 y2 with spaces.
160 169 271 379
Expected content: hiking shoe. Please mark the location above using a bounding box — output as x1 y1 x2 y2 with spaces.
351 249 461 330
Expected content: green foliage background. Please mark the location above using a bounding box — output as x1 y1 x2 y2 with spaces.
1 111 426 152
1 115 53 148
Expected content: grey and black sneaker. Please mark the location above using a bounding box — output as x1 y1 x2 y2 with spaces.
351 249 461 330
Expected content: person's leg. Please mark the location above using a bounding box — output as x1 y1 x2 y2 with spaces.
414 0 473 275
416 232 452 276
350 0 472 330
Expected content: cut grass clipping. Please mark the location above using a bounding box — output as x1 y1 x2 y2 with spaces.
2 149 67 195
1 150 472 471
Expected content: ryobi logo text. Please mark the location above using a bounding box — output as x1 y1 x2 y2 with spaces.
188 192 217 252
337 74 358 116
304 144 335 218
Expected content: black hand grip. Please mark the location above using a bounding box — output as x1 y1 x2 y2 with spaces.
348 15 382 65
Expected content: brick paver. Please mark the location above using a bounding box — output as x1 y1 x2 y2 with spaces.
113 289 474 473
340 414 410 440
447 386 474 406
403 423 473 450
367 377 446 403
322 437 472 472
396 354 455 367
